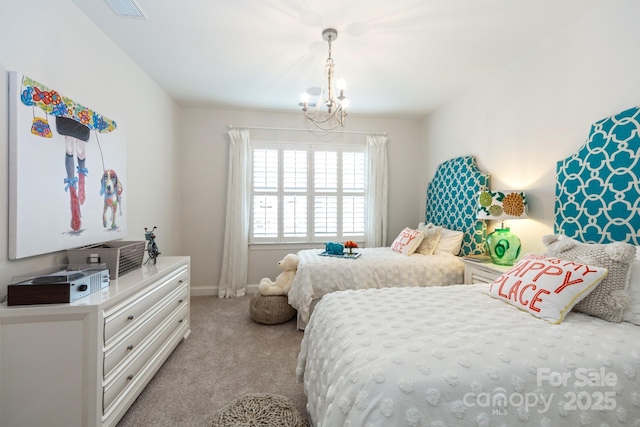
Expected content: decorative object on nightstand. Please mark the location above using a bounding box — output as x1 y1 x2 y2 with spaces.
477 190 528 266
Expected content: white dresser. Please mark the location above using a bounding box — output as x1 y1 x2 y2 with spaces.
0 256 191 427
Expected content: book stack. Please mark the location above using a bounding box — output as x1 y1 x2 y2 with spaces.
462 254 492 263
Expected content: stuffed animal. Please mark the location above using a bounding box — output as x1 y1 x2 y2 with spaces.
258 254 299 296
325 241 344 255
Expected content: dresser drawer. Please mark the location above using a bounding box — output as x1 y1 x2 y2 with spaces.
103 283 188 378
103 303 189 414
469 270 498 284
104 266 187 344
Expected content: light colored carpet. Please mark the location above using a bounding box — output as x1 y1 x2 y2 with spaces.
116 294 308 426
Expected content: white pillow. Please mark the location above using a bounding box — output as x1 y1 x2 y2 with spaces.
622 251 640 325
487 253 608 324
421 223 463 255
415 226 442 255
391 227 425 256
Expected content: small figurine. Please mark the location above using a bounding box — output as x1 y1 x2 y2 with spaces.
144 226 160 265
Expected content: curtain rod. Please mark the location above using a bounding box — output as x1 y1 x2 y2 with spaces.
227 125 387 136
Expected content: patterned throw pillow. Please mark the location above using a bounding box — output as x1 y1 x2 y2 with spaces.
415 226 442 255
487 253 608 324
391 227 425 256
623 259 640 325
543 234 636 323
421 223 464 255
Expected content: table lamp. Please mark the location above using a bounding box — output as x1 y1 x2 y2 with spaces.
477 190 528 266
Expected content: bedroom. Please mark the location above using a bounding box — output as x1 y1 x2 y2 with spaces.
0 0 639 425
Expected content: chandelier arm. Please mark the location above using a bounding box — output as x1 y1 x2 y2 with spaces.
304 109 343 125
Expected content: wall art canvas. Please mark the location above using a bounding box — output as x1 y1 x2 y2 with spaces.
8 71 127 259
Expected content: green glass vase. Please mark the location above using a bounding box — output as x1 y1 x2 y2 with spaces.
485 227 521 266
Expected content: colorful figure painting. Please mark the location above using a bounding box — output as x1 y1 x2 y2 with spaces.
8 71 127 259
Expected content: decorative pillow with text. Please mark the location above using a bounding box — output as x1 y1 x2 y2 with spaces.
391 227 425 256
487 253 608 324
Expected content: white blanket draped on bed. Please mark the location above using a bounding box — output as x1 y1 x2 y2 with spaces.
297 285 640 427
287 248 464 325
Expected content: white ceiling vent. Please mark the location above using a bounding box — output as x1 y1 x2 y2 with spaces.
104 0 147 19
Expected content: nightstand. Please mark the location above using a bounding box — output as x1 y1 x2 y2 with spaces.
462 258 512 284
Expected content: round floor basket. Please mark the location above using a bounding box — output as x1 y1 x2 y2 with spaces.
211 393 309 427
249 293 296 325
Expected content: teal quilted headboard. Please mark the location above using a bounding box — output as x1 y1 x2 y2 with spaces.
426 156 490 255
555 106 640 245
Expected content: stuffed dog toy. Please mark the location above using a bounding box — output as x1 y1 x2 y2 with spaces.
100 169 123 229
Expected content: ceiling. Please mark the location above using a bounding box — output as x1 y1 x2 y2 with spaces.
70 0 607 118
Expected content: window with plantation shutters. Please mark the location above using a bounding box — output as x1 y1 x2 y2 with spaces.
250 142 366 244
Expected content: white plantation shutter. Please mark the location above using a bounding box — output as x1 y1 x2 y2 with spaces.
252 195 278 237
283 195 307 237
314 151 337 191
283 150 307 191
253 148 277 191
283 149 308 238
314 149 338 238
314 195 338 236
252 148 278 240
342 152 365 191
250 142 366 243
342 152 365 236
343 195 365 234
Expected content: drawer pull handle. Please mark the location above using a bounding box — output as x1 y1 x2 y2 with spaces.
127 375 133 381
127 315 134 321
178 280 183 284
127 345 134 351
178 319 183 323
178 299 183 303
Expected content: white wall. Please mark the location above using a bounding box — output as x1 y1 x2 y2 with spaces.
0 0 182 296
179 108 422 294
420 0 640 255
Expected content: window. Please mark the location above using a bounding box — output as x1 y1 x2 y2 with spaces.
251 142 366 243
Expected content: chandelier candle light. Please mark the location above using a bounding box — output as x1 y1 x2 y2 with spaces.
301 28 348 130
477 190 529 266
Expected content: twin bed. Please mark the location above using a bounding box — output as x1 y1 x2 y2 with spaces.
296 106 640 426
288 156 489 329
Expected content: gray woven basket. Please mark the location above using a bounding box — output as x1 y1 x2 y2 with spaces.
249 293 296 325
211 393 309 427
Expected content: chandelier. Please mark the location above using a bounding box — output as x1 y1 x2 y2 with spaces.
301 28 348 130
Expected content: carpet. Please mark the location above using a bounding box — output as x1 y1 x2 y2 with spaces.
116 294 308 426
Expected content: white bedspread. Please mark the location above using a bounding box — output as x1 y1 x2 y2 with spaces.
297 285 640 427
287 248 464 325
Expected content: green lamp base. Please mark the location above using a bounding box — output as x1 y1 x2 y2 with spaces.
486 227 521 266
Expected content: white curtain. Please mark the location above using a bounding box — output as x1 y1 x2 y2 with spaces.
365 134 388 247
218 128 250 298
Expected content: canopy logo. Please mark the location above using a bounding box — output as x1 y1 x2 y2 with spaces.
463 368 618 415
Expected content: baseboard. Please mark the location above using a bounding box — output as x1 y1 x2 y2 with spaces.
190 284 259 297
